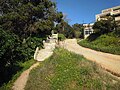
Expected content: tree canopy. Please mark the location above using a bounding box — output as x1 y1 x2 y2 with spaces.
93 16 116 34
0 0 63 39
72 23 84 38
0 0 63 86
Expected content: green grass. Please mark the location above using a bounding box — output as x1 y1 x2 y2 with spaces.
0 59 36 90
78 34 120 55
25 48 120 90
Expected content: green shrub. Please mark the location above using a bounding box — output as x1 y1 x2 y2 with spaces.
58 34 66 41
78 34 120 55
0 59 36 90
0 28 43 87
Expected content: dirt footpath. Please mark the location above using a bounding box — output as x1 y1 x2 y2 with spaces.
12 62 39 90
12 41 56 90
61 39 120 77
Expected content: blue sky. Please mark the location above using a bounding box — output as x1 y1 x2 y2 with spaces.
55 0 120 25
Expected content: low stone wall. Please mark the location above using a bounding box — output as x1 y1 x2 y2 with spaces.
34 34 58 61
34 47 39 60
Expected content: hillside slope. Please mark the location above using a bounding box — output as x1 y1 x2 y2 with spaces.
78 34 120 55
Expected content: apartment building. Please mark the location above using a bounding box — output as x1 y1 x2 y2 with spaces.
83 23 94 39
83 6 120 39
96 6 120 21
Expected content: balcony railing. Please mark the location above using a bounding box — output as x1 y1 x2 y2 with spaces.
112 10 120 15
115 16 120 21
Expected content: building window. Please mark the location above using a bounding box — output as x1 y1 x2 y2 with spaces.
85 31 89 35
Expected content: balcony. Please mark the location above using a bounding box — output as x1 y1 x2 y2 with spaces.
112 10 120 15
115 16 120 21
96 12 110 18
102 8 112 14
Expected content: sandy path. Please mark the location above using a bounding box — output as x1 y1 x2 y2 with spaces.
60 39 120 77
12 62 39 90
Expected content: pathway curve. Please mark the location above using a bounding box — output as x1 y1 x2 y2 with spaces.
12 62 39 90
60 39 120 77
12 42 56 90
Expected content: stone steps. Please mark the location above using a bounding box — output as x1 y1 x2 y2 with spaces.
36 42 56 61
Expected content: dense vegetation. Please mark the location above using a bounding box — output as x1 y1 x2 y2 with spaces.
0 59 36 90
0 0 63 87
78 33 120 55
78 16 120 55
1 0 119 89
25 48 120 90
0 0 84 87
56 22 84 38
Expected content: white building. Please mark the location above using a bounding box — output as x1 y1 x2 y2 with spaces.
83 23 94 39
83 6 120 39
96 6 120 21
